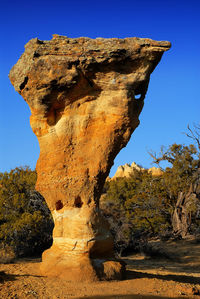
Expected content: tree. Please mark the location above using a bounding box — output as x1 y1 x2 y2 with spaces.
150 140 200 238
101 124 200 255
125 171 171 237
0 167 53 257
101 170 171 255
185 123 200 153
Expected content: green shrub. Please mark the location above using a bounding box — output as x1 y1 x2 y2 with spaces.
0 167 53 257
101 140 200 254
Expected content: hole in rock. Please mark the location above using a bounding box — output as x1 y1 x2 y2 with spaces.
33 52 40 58
55 200 63 210
47 106 65 126
135 94 142 100
19 76 29 91
74 196 83 208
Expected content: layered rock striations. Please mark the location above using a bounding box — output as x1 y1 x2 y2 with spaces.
9 35 170 281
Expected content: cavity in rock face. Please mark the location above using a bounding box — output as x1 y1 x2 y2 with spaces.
9 35 170 281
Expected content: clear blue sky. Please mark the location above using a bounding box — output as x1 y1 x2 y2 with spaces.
0 0 199 177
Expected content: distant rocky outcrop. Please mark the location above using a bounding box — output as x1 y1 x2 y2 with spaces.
9 35 170 281
112 162 144 179
148 166 163 176
112 162 163 179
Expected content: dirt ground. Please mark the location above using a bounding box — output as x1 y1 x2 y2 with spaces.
1 239 200 299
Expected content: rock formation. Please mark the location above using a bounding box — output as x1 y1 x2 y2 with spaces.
111 162 163 179
148 166 163 176
112 162 144 179
9 35 170 281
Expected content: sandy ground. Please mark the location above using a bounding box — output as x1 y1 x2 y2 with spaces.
1 239 200 299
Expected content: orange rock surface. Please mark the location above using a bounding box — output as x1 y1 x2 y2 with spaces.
9 35 170 281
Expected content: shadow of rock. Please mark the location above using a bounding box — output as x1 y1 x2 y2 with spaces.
124 259 200 274
83 295 186 299
126 269 200 285
0 270 44 283
0 271 16 282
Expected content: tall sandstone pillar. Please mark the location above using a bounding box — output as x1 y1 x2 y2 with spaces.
9 35 170 281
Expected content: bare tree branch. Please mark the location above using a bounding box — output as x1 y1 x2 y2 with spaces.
148 145 175 170
184 123 200 152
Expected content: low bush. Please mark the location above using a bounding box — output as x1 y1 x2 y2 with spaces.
0 167 53 258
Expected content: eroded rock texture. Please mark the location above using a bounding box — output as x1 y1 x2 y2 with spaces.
9 35 170 281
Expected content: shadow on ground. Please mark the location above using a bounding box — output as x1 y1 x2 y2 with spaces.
123 257 200 274
0 271 16 282
124 238 200 275
0 270 43 283
83 295 188 299
126 269 200 284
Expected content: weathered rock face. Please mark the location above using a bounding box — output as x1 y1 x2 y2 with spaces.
9 35 170 281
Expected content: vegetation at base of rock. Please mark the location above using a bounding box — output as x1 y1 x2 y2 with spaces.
0 167 53 258
101 132 200 256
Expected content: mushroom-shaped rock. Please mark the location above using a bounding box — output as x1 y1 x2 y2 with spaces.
9 35 170 281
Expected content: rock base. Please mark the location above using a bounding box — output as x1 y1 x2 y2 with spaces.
40 246 126 281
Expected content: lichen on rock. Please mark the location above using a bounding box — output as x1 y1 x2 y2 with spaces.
9 34 170 281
